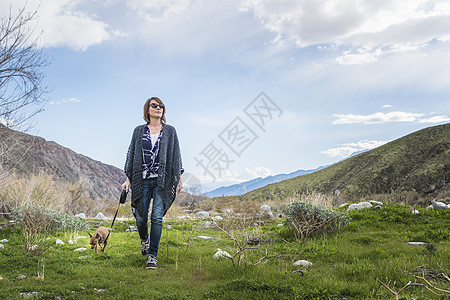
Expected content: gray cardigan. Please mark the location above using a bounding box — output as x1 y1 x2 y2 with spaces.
124 124 183 216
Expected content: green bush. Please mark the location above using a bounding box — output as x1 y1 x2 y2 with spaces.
283 201 351 241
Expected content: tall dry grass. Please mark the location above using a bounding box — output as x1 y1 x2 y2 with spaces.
0 171 102 217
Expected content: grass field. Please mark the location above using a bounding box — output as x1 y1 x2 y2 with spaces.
0 203 449 299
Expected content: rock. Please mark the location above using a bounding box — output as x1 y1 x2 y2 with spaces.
78 256 88 260
431 201 448 210
338 203 349 208
0 244 4 249
0 239 8 243
293 260 313 267
204 221 215 229
56 239 65 245
214 216 223 221
412 209 420 214
68 240 74 245
278 224 283 227
223 209 234 217
213 248 232 260
197 211 210 219
0 275 3 280
74 248 87 252
75 213 86 219
94 213 110 221
347 202 373 211
78 236 87 239
370 201 383 206
125 225 137 232
407 242 427 246
374 205 382 210
259 205 273 218
16 274 26 279
196 235 214 240
28 245 39 251
167 225 172 229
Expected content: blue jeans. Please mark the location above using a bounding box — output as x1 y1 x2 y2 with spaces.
135 178 164 258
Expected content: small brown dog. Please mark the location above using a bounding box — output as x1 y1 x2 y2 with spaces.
89 227 109 253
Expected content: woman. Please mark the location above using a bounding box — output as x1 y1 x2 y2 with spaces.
122 97 183 269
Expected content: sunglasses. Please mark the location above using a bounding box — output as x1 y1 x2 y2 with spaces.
150 103 164 109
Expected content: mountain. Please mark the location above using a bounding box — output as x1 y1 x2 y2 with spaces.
204 166 327 197
0 124 126 202
225 123 450 202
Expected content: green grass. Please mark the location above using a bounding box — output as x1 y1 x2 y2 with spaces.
0 204 449 299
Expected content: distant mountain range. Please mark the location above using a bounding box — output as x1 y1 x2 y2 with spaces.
203 166 327 197
0 124 126 202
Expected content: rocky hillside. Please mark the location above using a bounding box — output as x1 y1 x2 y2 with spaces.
230 123 450 203
0 124 126 202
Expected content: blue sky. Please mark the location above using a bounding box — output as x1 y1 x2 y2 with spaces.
3 0 450 192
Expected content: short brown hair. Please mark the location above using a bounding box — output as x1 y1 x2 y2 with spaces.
143 97 166 124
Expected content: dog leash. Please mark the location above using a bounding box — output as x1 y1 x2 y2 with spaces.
105 189 127 242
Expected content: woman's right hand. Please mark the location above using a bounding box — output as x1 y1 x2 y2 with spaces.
121 177 130 192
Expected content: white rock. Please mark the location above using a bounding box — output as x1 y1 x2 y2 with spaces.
370 201 383 206
196 235 214 240
448 204 450 209
94 213 110 221
347 202 373 211
16 274 26 279
56 239 65 245
259 205 273 218
278 224 283 227
28 245 39 251
78 256 88 260
214 248 232 260
204 221 215 229
223 209 234 217
0 244 4 249
431 201 448 210
167 225 172 229
338 203 349 208
412 209 420 214
74 213 86 219
197 211 210 219
78 236 87 239
0 239 8 243
214 216 223 221
407 242 427 246
293 260 313 267
74 248 87 252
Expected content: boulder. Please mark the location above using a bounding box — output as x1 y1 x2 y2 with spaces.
56 239 65 245
431 201 448 210
214 248 232 260
347 202 373 211
259 205 273 218
205 221 215 229
75 213 86 219
94 213 110 221
214 216 223 221
0 239 8 243
293 260 313 267
197 211 210 219
223 209 234 218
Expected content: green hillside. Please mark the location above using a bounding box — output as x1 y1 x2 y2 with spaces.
231 123 450 203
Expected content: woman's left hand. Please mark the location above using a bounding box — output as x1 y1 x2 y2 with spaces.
176 179 183 194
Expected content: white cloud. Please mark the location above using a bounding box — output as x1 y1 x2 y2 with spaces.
322 140 387 158
333 111 450 125
49 97 82 105
1 0 118 51
240 0 450 63
418 115 450 123
382 104 393 108
333 111 424 124
243 166 276 179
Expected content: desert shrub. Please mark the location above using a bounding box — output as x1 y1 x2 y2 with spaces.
11 205 90 232
283 201 351 241
11 205 89 263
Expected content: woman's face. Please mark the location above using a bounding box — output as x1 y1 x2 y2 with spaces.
148 100 164 120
